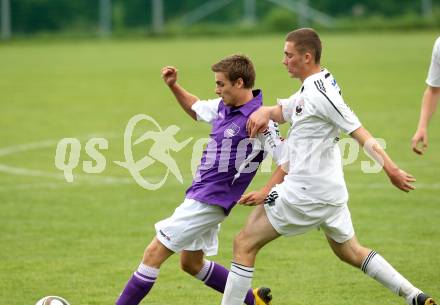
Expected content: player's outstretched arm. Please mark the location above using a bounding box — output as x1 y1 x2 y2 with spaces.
161 66 199 121
238 165 287 206
247 105 285 138
411 85 440 155
351 127 416 193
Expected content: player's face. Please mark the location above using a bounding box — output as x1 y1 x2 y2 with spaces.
282 41 307 79
214 72 241 106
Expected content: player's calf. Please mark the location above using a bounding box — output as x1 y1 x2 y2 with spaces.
180 251 204 276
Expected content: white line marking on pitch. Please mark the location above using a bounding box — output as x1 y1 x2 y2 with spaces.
0 134 135 188
0 164 133 183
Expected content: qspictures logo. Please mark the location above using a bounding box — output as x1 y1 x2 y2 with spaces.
49 113 395 192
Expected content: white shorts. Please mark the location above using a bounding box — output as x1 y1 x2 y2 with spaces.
264 189 354 243
155 198 226 256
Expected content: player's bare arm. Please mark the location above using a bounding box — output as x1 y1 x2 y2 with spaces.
238 165 287 206
246 105 284 137
161 66 199 120
351 126 416 192
411 85 440 155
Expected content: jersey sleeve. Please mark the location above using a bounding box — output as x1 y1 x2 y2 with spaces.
313 88 361 135
255 120 286 165
191 98 221 124
277 95 296 123
426 37 440 88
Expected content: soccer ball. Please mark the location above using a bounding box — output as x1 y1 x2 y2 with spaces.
35 296 70 305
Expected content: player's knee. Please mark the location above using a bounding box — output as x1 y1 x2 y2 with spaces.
233 231 247 253
180 257 203 276
233 230 258 256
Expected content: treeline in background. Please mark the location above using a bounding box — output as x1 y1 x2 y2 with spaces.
1 0 440 39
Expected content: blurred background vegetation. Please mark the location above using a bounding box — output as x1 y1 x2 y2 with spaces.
1 0 439 40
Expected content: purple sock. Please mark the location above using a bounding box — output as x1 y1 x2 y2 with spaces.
199 261 254 305
116 264 159 305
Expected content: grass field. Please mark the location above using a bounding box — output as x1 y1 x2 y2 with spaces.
1 32 439 305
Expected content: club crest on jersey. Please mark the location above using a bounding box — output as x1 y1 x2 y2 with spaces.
224 122 240 138
295 99 305 116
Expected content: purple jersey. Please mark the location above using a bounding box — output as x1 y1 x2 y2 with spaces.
186 90 283 214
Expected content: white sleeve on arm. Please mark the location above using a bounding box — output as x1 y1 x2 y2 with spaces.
314 90 361 134
256 120 286 165
191 98 221 123
426 37 440 88
277 95 296 123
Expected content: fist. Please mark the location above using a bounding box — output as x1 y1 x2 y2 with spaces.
161 66 178 87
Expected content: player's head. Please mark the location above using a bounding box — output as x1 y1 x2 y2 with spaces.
283 28 322 80
211 54 255 106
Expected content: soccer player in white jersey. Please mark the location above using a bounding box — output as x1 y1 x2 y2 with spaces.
220 28 437 305
115 55 282 305
412 37 440 155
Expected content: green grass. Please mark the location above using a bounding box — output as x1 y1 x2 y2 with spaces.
1 32 439 305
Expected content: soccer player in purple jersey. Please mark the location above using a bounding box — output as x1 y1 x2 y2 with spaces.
115 55 283 305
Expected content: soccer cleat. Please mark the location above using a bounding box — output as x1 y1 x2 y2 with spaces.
413 293 437 305
253 287 272 305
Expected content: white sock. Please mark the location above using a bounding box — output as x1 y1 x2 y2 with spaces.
195 260 213 281
361 251 420 303
221 262 254 305
137 263 160 279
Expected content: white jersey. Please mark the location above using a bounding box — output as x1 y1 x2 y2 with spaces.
277 69 361 208
426 37 440 87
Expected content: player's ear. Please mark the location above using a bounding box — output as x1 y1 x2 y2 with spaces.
235 78 245 88
304 52 313 64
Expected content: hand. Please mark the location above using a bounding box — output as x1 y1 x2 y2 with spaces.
246 107 270 138
411 129 428 155
238 190 269 206
161 66 178 87
387 168 416 192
